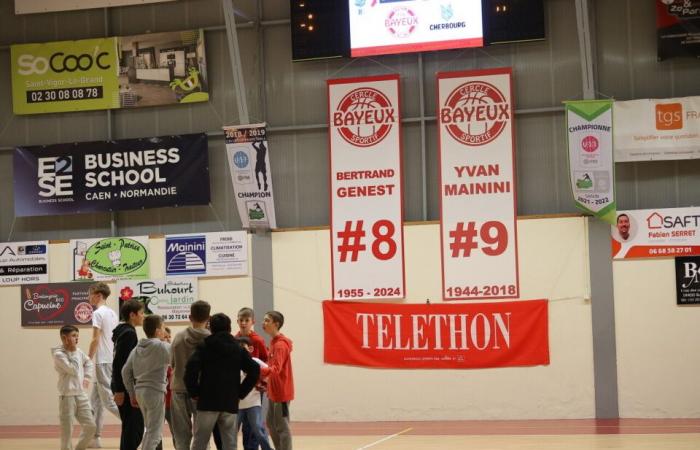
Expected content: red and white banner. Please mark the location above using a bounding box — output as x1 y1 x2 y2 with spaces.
328 75 405 300
323 300 549 369
437 68 519 300
612 207 700 260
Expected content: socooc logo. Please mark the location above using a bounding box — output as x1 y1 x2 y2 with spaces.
332 87 396 147
17 46 111 76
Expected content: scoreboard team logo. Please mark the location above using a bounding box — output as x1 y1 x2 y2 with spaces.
332 87 396 148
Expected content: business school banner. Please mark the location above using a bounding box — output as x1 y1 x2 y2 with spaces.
117 278 198 322
165 231 248 277
21 282 94 327
224 124 277 229
0 241 49 286
328 75 405 300
323 300 549 369
565 100 616 224
676 256 700 305
657 0 700 60
14 133 209 217
612 207 700 259
437 68 519 300
11 30 208 115
70 236 149 281
614 96 700 162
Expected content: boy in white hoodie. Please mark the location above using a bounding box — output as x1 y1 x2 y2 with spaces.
122 315 171 450
52 325 97 450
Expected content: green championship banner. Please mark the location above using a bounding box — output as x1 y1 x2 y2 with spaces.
11 30 209 115
565 100 616 224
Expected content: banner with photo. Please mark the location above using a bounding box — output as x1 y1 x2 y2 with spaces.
117 278 198 322
565 100 616 224
11 29 208 115
657 0 700 60
323 300 549 369
0 241 49 286
437 68 519 300
21 282 94 327
328 74 405 300
70 236 149 281
165 231 248 277
675 256 700 305
612 207 700 260
224 123 277 229
14 133 210 217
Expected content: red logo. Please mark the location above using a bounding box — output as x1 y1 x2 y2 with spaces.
440 81 511 146
581 135 599 153
385 7 418 38
74 302 93 324
120 286 134 300
333 88 396 147
655 103 683 130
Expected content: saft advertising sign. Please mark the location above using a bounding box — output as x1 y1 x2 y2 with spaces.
21 282 94 327
70 236 149 281
0 241 49 286
14 133 210 217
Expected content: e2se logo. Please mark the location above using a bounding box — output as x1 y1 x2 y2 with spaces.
37 156 74 198
17 47 111 76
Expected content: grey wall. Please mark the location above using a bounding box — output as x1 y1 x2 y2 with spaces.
0 0 699 241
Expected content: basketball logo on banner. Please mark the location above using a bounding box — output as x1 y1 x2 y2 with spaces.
332 87 396 147
441 81 510 146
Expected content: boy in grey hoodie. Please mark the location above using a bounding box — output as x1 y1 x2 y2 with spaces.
122 315 171 450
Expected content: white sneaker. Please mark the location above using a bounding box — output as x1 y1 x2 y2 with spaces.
88 437 102 448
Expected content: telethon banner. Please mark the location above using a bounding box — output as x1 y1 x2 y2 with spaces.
657 0 700 60
117 278 198 322
565 100 616 224
70 236 149 281
612 207 700 259
437 68 519 300
328 75 405 300
14 133 210 217
0 241 49 286
21 282 94 327
165 231 248 277
224 124 277 229
323 299 549 369
11 30 209 115
675 256 700 305
614 96 700 162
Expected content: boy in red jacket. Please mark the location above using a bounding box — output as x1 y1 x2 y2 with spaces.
260 311 294 450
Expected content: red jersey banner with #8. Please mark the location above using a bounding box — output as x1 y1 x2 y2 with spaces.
323 299 549 369
328 75 405 300
438 68 519 300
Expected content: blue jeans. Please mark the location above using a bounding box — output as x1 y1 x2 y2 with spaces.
237 406 273 450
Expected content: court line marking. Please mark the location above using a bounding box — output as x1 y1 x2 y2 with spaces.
355 427 413 450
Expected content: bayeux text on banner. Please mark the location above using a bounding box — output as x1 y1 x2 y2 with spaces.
565 100 616 224
224 124 277 229
14 133 210 217
1 241 49 286
323 300 549 369
612 207 700 259
21 282 94 327
328 74 405 300
437 68 519 300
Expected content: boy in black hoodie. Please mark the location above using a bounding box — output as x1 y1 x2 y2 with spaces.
111 300 145 450
185 313 260 450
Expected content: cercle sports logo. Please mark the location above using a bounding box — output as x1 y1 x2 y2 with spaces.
332 87 396 147
440 81 511 146
17 46 112 76
385 7 418 38
581 135 599 153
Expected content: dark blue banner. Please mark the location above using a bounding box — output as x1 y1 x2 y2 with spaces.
14 133 210 216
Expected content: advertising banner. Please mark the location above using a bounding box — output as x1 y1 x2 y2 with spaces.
14 133 210 217
224 124 277 229
612 207 700 259
21 282 94 327
437 68 519 300
657 0 700 60
117 278 198 322
675 256 700 305
614 96 700 162
16 0 176 14
0 241 49 286
70 236 149 281
323 299 549 369
565 100 616 224
165 231 248 277
11 30 208 115
328 75 405 300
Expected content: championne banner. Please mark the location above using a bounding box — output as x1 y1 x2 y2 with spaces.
328 75 405 300
323 300 549 369
612 207 700 260
13 133 210 217
0 241 49 286
224 124 277 229
437 68 519 300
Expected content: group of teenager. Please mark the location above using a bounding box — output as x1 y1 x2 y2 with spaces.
51 282 294 450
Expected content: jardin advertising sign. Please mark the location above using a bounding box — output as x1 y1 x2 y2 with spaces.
71 236 149 281
117 278 198 322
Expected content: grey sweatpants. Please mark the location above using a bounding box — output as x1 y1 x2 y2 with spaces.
267 400 292 450
135 388 166 450
90 363 119 437
59 393 96 450
192 410 237 450
171 391 199 450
